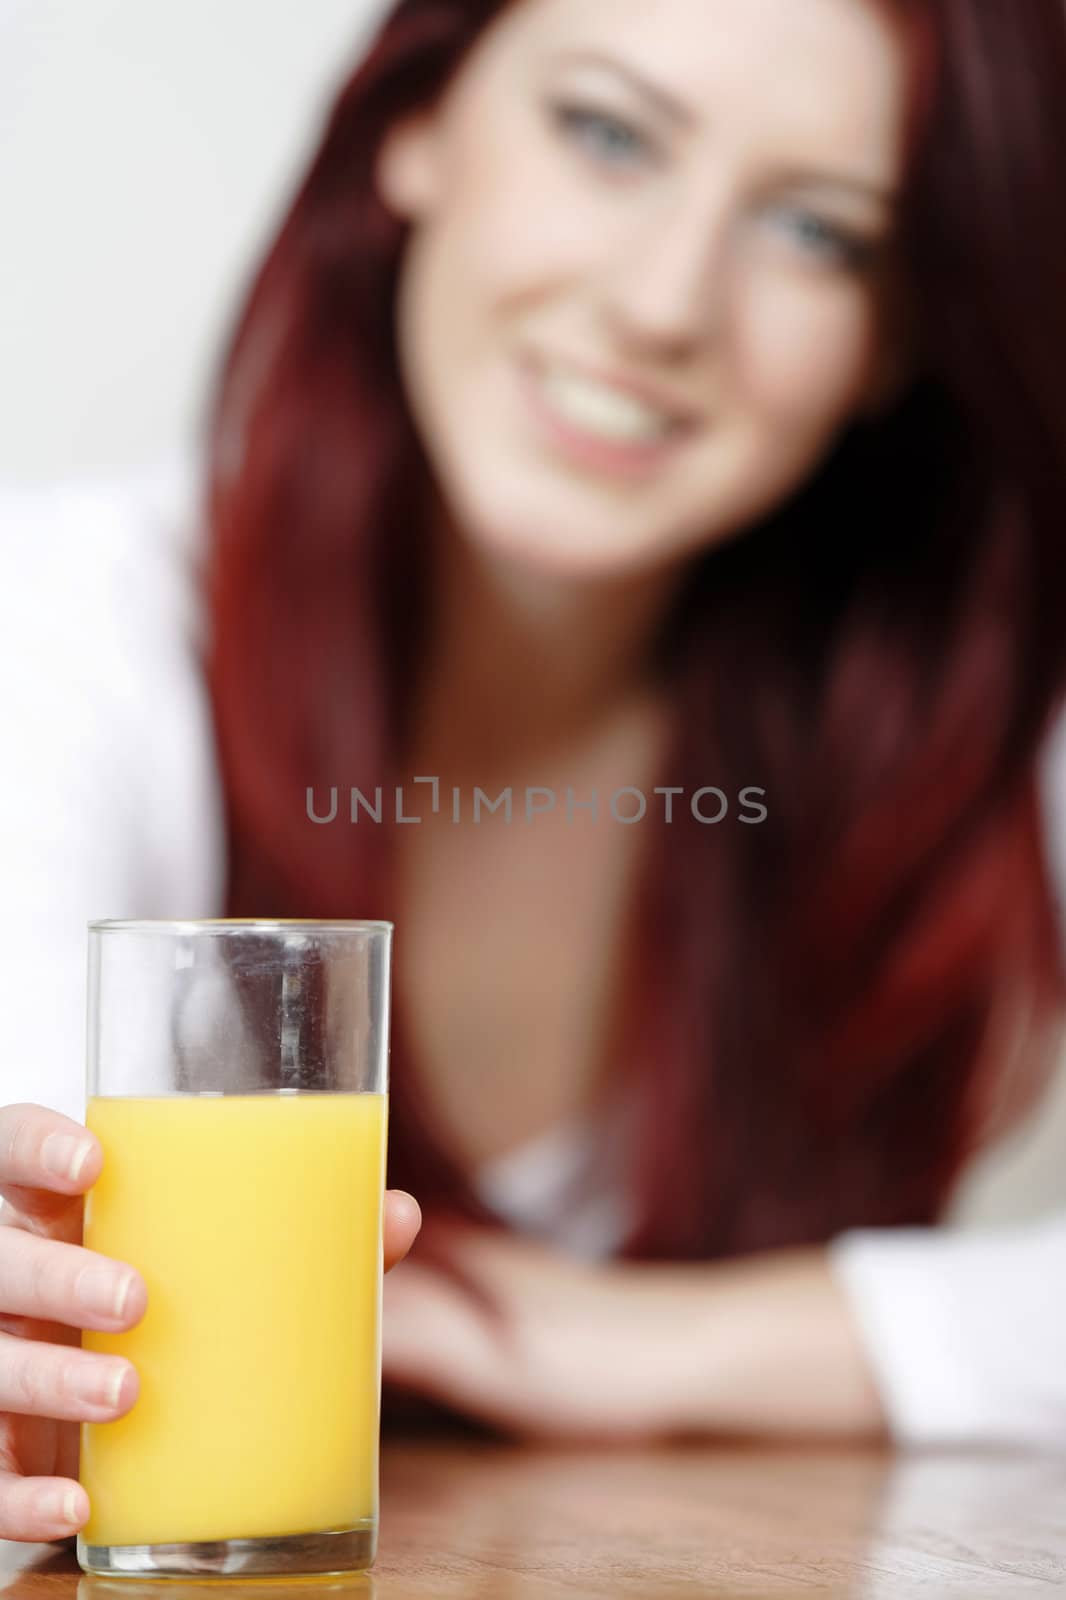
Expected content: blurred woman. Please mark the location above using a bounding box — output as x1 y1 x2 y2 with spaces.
2 0 1066 1541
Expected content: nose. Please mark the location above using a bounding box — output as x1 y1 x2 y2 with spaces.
597 190 731 361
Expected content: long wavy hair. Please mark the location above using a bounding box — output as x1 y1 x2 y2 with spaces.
203 0 1066 1262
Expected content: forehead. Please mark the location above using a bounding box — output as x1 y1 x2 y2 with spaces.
490 0 908 174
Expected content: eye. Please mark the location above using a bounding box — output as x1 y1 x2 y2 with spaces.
761 203 880 273
548 100 659 173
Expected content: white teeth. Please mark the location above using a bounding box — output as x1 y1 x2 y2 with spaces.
539 365 675 444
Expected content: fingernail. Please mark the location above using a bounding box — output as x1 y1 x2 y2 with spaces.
40 1486 85 1525
78 1265 134 1320
43 1134 94 1183
107 1362 130 1408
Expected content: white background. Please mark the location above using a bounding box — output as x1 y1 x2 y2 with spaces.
1 0 1064 1220
0 0 386 483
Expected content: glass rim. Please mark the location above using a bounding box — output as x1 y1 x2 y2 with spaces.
88 918 394 936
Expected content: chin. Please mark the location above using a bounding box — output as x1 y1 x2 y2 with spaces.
448 476 667 584
471 512 656 584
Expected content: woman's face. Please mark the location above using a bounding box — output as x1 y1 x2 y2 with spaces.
378 0 910 582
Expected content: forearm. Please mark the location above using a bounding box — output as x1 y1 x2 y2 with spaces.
634 1248 891 1442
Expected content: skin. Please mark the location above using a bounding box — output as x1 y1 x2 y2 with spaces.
384 1220 888 1443
373 0 906 1440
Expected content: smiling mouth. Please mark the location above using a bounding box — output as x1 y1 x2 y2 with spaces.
522 353 697 451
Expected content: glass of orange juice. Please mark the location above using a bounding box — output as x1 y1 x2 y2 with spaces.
76 918 392 1579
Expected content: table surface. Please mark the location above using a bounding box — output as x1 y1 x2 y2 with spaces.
3 1436 1065 1600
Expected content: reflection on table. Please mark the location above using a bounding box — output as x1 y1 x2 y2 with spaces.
3 1431 1065 1599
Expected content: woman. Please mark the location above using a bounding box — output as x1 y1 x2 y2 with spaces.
2 0 1066 1542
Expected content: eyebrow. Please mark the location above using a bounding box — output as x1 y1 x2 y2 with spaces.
546 47 700 133
546 48 899 206
776 168 900 208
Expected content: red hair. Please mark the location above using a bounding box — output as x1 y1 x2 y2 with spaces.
203 0 1066 1261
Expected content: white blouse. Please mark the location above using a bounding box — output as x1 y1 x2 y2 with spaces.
2 454 1065 1452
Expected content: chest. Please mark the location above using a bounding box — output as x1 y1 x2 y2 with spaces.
391 717 668 1169
394 806 647 1168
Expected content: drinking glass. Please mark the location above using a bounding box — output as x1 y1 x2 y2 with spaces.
76 919 392 1578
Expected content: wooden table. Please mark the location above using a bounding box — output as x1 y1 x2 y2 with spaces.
3 1437 1066 1598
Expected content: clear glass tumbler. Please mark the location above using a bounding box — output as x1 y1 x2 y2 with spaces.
76 919 392 1579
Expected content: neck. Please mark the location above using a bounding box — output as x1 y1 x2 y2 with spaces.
408 499 686 782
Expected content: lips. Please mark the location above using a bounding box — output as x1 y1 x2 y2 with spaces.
515 350 701 481
526 350 700 439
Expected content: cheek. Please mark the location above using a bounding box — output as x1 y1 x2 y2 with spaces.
399 114 607 483
394 154 534 469
730 275 880 432
438 120 560 289
435 102 606 319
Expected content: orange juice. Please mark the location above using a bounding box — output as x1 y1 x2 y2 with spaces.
79 1092 387 1549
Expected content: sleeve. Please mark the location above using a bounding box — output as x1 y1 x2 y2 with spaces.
828 1216 1066 1448
0 458 227 1131
826 703 1066 1451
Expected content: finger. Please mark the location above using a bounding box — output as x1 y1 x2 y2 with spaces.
0 1225 147 1332
382 1265 518 1426
0 1104 101 1231
0 1465 88 1542
383 1191 422 1272
0 1329 139 1421
404 1219 512 1327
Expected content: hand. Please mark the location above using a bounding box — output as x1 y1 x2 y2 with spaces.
0 1102 422 1545
382 1217 689 1443
382 1221 889 1445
